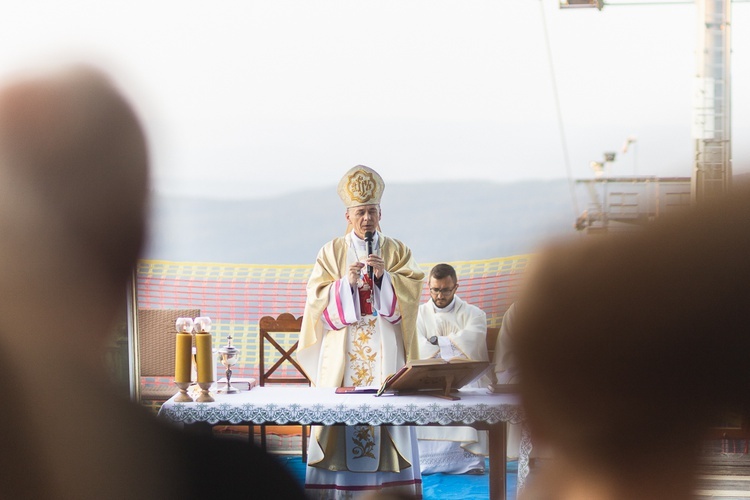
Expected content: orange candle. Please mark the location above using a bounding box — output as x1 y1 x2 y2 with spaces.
195 332 214 384
174 332 192 383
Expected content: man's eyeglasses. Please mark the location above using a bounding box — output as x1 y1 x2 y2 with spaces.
429 286 456 296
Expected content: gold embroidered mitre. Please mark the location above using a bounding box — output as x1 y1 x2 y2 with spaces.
337 165 384 207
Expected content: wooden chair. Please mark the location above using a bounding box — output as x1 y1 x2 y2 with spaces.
486 326 500 363
258 313 310 461
486 326 501 385
137 308 200 407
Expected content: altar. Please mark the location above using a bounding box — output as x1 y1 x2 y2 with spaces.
158 386 530 500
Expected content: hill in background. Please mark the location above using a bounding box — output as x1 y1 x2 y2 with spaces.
143 179 581 265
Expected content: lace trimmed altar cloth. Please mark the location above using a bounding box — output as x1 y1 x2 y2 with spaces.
158 386 531 497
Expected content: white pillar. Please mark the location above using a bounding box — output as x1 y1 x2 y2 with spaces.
692 0 732 203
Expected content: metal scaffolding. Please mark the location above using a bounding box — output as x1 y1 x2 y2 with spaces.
692 0 732 203
575 176 692 233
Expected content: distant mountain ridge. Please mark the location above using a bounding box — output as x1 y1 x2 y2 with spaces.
143 179 580 265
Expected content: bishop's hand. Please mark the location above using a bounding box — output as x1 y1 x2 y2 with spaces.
348 262 365 287
366 254 385 279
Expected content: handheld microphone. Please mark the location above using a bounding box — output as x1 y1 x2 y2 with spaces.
364 231 374 281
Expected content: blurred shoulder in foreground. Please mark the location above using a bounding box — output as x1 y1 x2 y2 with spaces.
514 187 750 500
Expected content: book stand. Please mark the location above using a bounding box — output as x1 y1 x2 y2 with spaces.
419 372 462 401
378 359 490 401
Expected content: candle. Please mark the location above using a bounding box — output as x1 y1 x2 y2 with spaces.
194 316 212 333
195 332 214 384
174 332 192 383
175 317 194 334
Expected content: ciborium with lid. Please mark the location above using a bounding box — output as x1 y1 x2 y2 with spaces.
217 334 240 393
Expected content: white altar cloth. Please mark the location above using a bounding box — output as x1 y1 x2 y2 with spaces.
158 386 530 498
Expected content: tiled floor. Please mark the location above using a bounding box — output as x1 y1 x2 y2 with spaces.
219 427 750 499
277 455 516 500
528 452 750 500
695 453 750 499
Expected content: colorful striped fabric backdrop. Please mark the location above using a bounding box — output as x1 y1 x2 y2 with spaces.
136 255 530 382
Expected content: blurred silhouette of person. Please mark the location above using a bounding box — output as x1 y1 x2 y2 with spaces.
492 302 526 462
514 187 750 500
0 64 304 499
415 263 490 474
494 302 519 385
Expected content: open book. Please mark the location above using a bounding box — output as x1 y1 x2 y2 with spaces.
376 358 491 400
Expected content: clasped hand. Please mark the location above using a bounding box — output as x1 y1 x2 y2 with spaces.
347 255 385 287
435 320 459 337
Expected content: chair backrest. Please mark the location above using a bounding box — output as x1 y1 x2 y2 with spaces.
138 308 201 377
258 313 309 386
486 326 500 364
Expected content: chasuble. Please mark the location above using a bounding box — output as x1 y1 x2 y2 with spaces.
297 231 424 498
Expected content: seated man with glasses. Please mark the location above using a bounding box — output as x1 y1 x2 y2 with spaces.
415 263 492 474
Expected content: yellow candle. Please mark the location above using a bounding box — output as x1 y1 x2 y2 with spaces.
174 333 192 383
195 332 214 384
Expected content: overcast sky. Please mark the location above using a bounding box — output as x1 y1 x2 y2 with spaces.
1 0 747 198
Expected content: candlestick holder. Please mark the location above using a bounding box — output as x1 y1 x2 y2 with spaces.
174 317 195 399
217 334 240 393
196 381 214 402
174 381 193 402
193 316 215 400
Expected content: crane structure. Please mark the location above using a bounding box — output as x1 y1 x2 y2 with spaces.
692 0 732 202
563 0 733 233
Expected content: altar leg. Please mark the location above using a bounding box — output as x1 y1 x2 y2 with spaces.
488 421 507 500
185 421 213 436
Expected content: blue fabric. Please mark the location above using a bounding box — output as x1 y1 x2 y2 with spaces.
277 456 517 500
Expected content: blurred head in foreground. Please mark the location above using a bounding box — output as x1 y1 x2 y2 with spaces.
514 188 750 499
0 64 148 353
0 65 305 500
